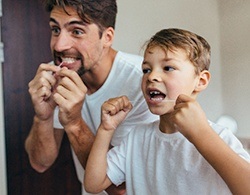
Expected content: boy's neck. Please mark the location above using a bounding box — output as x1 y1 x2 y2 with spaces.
159 115 178 134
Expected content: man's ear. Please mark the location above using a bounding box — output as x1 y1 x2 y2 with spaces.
194 70 211 92
102 27 115 47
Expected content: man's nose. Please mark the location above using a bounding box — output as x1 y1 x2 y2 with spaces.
53 31 72 52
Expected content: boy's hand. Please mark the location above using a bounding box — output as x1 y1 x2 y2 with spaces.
171 94 209 140
100 96 133 131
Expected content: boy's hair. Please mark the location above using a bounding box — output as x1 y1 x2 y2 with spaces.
145 28 211 74
44 0 117 37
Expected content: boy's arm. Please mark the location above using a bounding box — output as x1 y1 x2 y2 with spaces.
84 126 114 193
191 126 250 195
172 94 250 195
84 96 132 193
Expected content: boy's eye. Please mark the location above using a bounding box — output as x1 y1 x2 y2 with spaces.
142 68 151 74
164 66 174 72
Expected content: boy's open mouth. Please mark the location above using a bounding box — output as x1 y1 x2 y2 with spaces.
149 90 166 101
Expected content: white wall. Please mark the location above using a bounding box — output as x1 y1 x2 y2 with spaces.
0 1 247 192
218 0 250 138
113 0 223 122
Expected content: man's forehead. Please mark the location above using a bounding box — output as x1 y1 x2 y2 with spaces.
50 6 80 19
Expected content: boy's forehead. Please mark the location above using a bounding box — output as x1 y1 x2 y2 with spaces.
144 46 189 61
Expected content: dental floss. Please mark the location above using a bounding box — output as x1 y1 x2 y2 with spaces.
58 62 63 68
129 100 175 104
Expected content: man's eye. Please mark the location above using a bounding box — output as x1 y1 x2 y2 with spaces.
142 68 151 74
73 29 84 36
164 66 174 71
51 27 60 35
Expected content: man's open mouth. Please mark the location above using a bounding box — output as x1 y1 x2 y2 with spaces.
60 57 77 65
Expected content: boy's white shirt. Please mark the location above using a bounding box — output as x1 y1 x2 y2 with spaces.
107 120 250 195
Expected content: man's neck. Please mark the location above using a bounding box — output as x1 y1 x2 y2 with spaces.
82 48 117 95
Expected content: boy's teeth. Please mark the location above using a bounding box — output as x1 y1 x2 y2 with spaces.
150 91 160 95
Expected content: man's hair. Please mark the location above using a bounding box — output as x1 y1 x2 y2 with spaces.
145 28 211 74
44 0 117 36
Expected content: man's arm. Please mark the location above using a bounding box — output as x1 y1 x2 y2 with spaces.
52 68 95 168
63 118 95 168
25 63 64 172
25 116 64 172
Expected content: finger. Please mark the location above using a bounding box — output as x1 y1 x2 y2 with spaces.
109 96 132 114
103 96 132 116
37 63 60 74
120 96 133 112
56 68 84 87
175 94 192 104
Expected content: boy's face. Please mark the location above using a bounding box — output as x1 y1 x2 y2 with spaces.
49 6 108 76
141 46 200 115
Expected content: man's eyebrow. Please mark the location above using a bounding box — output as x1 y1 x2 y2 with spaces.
68 20 86 26
49 17 87 26
49 18 59 25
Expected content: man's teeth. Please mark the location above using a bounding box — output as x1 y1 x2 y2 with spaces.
61 57 76 64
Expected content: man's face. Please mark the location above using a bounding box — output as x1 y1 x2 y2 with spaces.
49 6 105 76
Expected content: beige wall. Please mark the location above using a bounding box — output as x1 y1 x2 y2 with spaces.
113 0 224 124
219 0 250 138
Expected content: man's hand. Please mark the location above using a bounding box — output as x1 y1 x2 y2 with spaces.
52 67 88 130
28 63 60 121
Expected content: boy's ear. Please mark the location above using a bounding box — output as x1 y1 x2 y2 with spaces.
102 27 115 47
194 70 211 92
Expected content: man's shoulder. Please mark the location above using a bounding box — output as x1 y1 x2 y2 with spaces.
116 51 143 66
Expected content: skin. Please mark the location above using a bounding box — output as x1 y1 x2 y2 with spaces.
85 46 250 194
25 6 125 194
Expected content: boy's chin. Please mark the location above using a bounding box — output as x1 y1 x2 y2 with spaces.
149 107 174 116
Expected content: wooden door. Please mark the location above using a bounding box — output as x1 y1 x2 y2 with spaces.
2 0 81 194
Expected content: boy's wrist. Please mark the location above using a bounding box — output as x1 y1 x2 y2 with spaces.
99 124 116 133
98 125 115 138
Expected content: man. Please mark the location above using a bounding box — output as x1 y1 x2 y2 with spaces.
25 0 157 194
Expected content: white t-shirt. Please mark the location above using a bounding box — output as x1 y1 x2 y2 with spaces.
107 120 250 195
54 51 158 195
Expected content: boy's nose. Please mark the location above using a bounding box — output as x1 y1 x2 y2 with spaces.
148 71 162 82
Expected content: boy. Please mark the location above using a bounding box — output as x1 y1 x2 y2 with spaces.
84 28 250 194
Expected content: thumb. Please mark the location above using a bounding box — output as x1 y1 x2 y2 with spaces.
175 94 192 104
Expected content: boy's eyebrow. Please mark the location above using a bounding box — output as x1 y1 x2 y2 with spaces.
142 60 148 65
